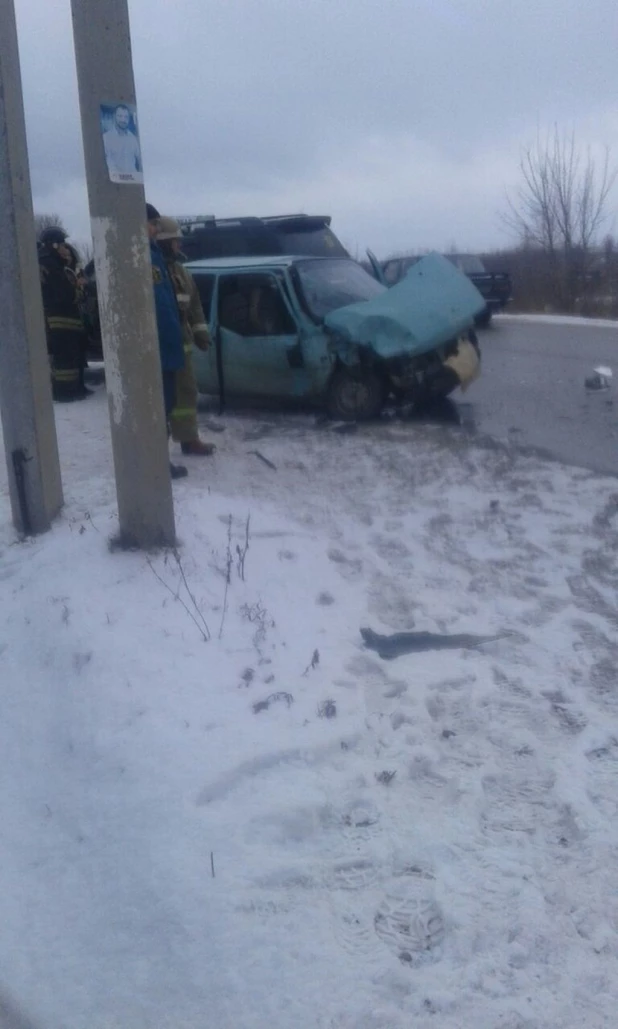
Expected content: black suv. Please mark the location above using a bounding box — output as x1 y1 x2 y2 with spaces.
177 213 349 261
380 253 512 327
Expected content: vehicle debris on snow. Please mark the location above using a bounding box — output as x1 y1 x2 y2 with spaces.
585 366 612 391
360 626 511 659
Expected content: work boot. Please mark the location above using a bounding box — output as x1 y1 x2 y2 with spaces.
77 368 95 397
170 462 188 480
181 439 216 456
52 389 89 403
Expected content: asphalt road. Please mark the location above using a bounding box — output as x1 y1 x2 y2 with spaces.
460 315 618 477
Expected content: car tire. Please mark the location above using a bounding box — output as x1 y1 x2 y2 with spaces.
422 365 461 402
475 306 492 328
326 367 386 421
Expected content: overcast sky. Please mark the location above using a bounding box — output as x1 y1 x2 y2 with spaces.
14 0 618 258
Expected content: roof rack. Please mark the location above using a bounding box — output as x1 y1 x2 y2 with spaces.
175 215 215 222
175 215 216 230
174 213 333 233
261 214 332 226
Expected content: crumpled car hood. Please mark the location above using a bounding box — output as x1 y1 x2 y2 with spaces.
324 252 486 359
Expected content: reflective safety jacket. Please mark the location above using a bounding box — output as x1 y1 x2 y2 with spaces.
165 258 211 354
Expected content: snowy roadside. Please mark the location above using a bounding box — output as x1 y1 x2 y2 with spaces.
2 388 618 1029
497 313 618 330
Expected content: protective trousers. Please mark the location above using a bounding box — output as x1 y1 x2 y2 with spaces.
47 315 85 400
170 346 199 443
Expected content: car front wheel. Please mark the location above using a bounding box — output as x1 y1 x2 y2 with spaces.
475 306 492 328
326 367 386 421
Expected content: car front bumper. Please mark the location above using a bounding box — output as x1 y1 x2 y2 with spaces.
443 338 480 391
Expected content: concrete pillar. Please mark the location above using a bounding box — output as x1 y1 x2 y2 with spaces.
0 0 63 535
71 0 176 548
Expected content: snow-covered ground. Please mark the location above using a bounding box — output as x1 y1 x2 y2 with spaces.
497 313 618 330
2 387 618 1029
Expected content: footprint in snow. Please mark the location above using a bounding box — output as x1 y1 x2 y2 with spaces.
328 858 380 892
330 899 378 961
480 769 556 843
369 533 412 568
340 798 381 841
585 741 618 819
327 548 364 580
324 1012 408 1029
255 867 317 891
374 884 445 964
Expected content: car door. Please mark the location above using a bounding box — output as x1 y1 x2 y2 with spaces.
213 272 309 398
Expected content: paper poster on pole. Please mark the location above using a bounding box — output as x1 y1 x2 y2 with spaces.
100 102 143 184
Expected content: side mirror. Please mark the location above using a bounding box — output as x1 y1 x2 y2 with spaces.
366 249 386 285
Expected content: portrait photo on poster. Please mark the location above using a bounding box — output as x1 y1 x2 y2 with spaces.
100 101 143 184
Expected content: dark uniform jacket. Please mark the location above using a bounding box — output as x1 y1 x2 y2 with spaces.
38 245 84 337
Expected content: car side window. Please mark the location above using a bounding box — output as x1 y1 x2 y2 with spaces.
402 257 420 275
383 260 401 285
218 274 296 337
193 274 215 318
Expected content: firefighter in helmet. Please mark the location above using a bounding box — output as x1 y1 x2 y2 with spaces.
156 216 215 456
38 226 90 402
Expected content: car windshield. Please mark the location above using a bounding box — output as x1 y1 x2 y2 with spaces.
294 259 385 320
446 254 485 274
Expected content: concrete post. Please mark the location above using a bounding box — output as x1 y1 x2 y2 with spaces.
70 0 176 548
0 0 63 535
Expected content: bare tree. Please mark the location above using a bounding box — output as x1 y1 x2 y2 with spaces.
506 127 617 310
33 212 66 240
80 242 94 266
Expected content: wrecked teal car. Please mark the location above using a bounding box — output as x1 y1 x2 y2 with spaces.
188 252 485 420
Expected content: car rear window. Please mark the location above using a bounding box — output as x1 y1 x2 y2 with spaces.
180 220 348 262
274 227 348 258
182 228 279 261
